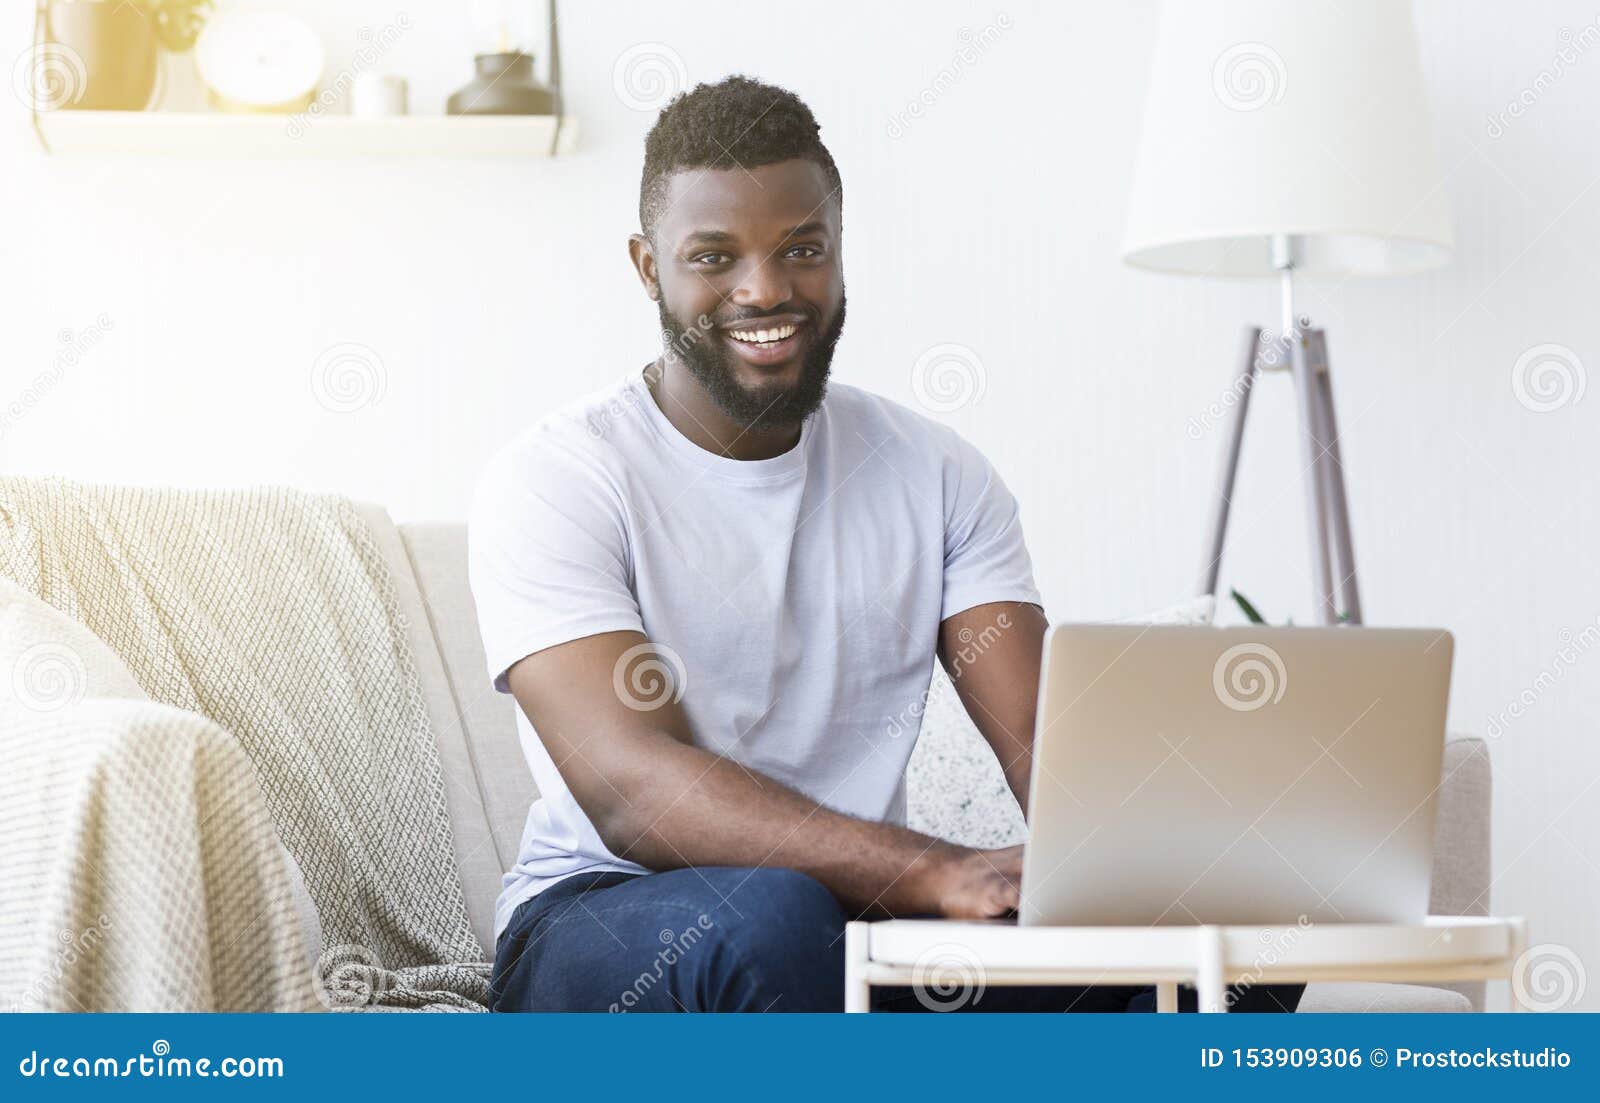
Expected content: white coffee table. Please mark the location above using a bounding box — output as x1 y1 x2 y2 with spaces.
844 916 1527 1012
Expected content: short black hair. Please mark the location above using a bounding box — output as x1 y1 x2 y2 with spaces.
639 75 843 239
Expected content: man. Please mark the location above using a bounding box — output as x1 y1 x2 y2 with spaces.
469 75 1301 1013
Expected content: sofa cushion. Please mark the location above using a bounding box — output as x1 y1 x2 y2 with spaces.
1298 982 1473 1013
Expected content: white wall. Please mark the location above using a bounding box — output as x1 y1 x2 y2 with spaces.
2 1 1596 1006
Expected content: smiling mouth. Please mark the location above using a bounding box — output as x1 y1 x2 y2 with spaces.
720 318 807 367
725 322 799 346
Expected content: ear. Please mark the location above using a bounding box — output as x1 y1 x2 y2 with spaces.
628 233 661 302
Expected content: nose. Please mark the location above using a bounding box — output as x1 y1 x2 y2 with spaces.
729 256 793 312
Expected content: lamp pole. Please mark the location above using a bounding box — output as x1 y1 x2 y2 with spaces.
1201 235 1362 627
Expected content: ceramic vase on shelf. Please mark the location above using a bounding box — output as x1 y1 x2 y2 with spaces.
446 0 557 116
42 0 160 110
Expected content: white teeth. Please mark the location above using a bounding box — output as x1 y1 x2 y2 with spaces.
729 324 797 344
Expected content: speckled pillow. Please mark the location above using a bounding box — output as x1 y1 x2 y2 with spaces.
905 596 1217 848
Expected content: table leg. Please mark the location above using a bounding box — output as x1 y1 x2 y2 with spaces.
1157 982 1179 1013
845 922 871 1013
1507 916 1529 1012
1196 927 1226 1013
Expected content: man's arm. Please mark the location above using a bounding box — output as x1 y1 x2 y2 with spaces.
506 629 1021 918
938 601 1048 815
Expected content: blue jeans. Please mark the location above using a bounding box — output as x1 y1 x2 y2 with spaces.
489 867 1304 1013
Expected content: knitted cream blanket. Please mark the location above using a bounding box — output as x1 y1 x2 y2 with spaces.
0 478 492 1011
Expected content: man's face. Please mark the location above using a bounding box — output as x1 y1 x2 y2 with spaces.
643 158 845 429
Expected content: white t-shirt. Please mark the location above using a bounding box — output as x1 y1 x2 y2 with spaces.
468 369 1040 938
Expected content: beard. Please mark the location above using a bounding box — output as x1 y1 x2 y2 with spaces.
656 294 846 430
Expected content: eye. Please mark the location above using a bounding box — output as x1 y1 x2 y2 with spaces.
691 251 732 266
785 244 823 259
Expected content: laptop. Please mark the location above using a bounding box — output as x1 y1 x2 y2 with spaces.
1017 624 1454 927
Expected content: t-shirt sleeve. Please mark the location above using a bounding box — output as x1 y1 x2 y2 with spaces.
467 432 644 693
939 432 1042 622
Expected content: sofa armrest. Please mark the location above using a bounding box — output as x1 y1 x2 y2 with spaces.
1430 735 1491 917
0 698 321 1012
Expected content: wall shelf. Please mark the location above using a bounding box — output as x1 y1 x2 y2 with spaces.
30 111 579 158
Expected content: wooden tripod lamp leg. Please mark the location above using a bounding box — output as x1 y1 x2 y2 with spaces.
1308 330 1362 624
1291 330 1339 625
1199 327 1263 602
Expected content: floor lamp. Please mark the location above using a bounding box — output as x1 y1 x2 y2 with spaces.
1121 0 1453 625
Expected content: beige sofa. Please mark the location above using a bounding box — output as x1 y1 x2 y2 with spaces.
360 504 1493 1013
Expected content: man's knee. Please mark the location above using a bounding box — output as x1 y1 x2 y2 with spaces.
703 867 848 1011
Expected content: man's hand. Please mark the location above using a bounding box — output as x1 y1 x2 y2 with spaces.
922 844 1024 919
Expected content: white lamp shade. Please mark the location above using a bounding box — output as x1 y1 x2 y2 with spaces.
1122 0 1453 278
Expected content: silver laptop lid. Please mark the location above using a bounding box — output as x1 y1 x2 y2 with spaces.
1019 624 1454 926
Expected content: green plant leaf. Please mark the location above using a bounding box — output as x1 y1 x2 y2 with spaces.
1230 588 1267 625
